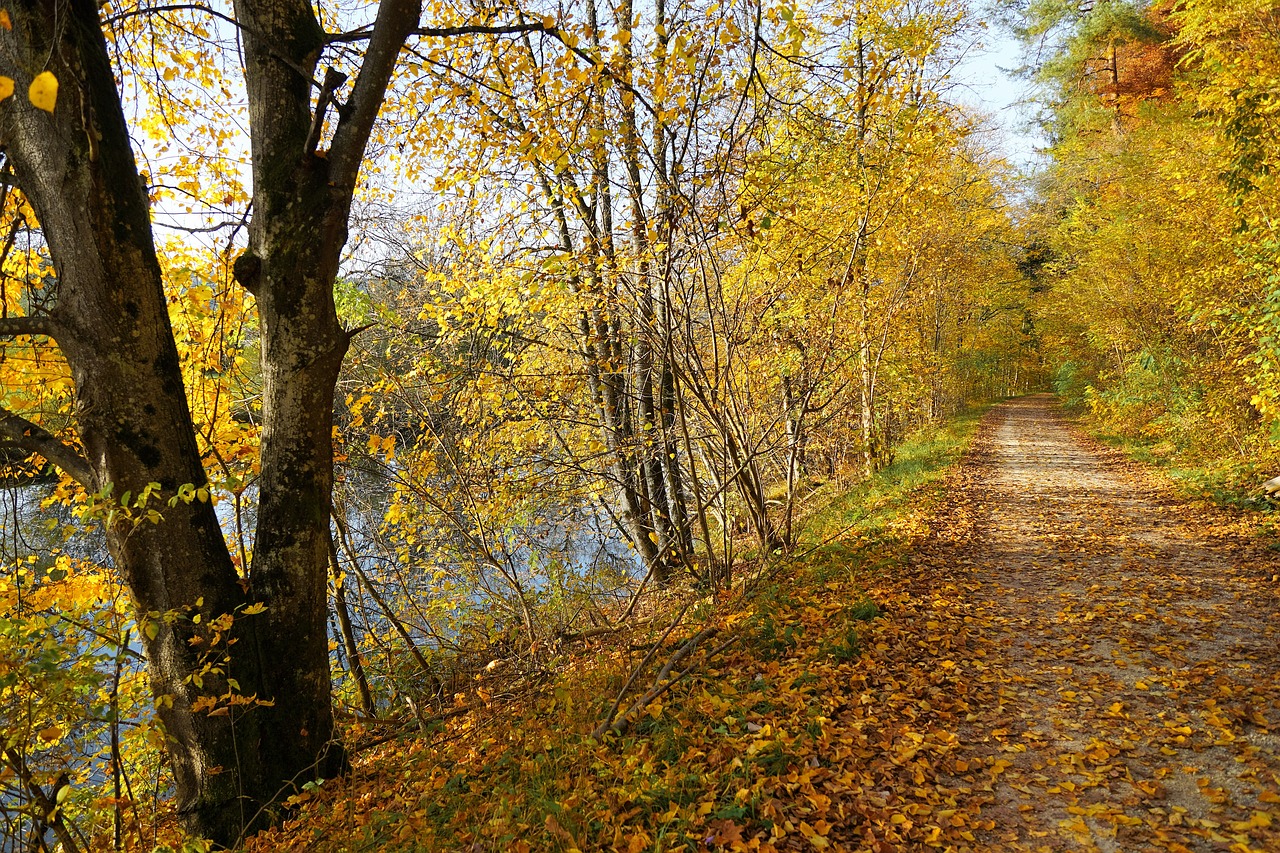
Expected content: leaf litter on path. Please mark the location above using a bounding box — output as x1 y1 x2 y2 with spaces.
921 395 1280 853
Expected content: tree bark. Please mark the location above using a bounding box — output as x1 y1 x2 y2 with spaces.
0 0 419 843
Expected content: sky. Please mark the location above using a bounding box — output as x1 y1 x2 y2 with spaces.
949 17 1046 171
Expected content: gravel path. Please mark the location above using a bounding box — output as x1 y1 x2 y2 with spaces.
948 395 1280 852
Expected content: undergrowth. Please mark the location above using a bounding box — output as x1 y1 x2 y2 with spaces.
1087 429 1278 513
242 408 988 852
801 407 986 543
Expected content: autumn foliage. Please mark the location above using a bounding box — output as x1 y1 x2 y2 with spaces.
1032 0 1280 485
1 0 1277 847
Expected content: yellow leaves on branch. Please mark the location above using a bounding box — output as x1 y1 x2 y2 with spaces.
368 433 397 461
0 555 112 613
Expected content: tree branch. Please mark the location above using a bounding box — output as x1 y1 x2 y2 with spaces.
0 315 60 340
0 406 93 488
591 602 689 738
593 625 723 739
108 3 324 89
534 27 665 134
1 748 81 853
103 2 233 29
327 0 424 191
334 15 665 128
305 66 349 156
326 21 552 44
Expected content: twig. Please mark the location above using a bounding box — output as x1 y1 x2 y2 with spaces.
110 630 130 852
554 614 657 645
599 626 722 739
616 563 656 625
350 703 482 755
591 602 690 738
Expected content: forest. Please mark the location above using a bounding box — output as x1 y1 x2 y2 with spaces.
0 0 1276 849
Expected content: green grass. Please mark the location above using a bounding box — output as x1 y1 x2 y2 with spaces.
799 405 989 552
814 600 881 662
1089 430 1278 513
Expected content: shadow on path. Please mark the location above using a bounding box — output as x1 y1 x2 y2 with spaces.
937 394 1280 852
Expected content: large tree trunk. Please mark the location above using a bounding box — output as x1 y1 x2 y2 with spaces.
0 0 419 844
230 0 352 796
0 0 266 839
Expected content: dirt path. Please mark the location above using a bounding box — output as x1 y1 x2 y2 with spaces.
942 395 1280 852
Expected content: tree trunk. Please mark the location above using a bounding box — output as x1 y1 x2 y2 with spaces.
615 0 682 582
0 0 420 843
1108 39 1123 135
858 271 879 477
531 162 664 578
231 0 352 785
0 3 266 839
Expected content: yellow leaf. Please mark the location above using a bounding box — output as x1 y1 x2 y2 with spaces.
0 11 10 30
28 71 57 113
0 76 12 101
241 602 267 615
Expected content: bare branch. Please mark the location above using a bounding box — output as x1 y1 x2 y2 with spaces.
592 602 689 738
102 3 234 29
152 218 245 235
0 406 93 488
594 625 724 739
0 749 81 853
326 21 552 45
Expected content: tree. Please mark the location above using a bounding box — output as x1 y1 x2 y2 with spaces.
0 0 422 842
1024 0 1280 467
370 0 766 584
